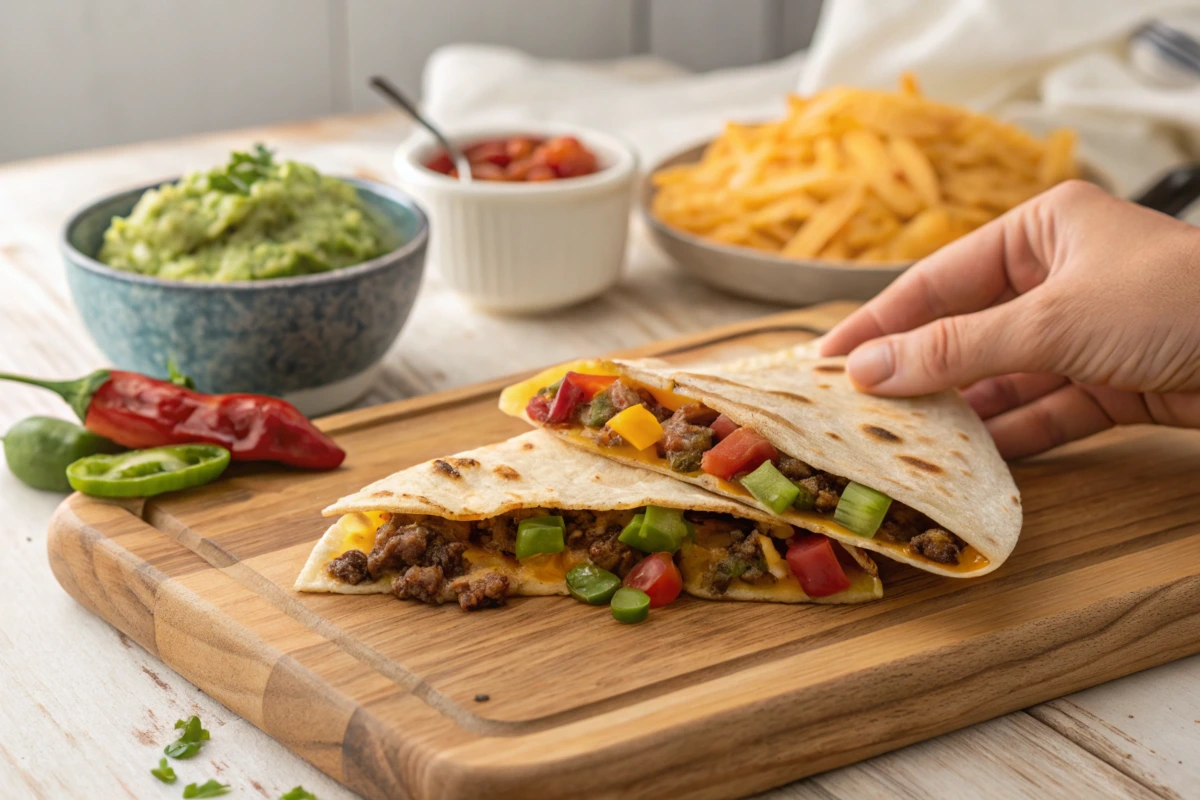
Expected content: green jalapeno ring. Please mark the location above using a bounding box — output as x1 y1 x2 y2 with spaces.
66 444 231 498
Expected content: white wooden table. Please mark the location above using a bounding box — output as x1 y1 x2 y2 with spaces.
1 113 1196 800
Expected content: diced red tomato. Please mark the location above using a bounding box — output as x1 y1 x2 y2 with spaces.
533 136 598 178
525 394 551 423
563 372 617 400
423 135 600 182
545 378 585 424
785 535 851 597
623 552 683 608
700 427 778 480
464 140 510 168
425 152 455 175
710 414 740 441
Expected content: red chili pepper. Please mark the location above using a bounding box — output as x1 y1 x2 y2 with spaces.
0 369 345 470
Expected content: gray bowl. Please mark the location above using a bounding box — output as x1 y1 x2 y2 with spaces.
61 177 427 416
641 142 1116 306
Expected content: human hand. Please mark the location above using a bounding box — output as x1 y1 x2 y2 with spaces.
819 180 1200 459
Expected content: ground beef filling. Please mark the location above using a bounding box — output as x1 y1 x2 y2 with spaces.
706 528 776 594
555 383 972 566
326 508 639 607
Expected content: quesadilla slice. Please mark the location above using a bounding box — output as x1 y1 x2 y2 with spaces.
499 356 1022 577
296 431 882 610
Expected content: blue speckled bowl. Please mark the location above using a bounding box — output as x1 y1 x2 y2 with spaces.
61 178 427 416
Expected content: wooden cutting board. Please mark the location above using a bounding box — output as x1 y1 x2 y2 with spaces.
47 302 1200 800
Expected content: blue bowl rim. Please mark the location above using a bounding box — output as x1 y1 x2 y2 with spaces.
59 175 429 291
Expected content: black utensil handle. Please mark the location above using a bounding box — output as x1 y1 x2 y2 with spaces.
1132 164 1200 218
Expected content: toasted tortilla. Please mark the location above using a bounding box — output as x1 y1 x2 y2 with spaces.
296 430 882 604
499 356 1022 577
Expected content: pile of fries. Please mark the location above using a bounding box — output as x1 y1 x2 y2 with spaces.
651 74 1078 264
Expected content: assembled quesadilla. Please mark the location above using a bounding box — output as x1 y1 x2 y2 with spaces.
500 356 1022 577
296 431 882 610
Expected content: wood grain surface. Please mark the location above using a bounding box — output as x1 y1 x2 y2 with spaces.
4 113 1197 800
45 307 1200 800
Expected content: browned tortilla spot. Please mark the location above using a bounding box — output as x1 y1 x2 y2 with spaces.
434 459 461 479
958 432 969 441
1011 495 1020 505
814 364 845 373
446 457 480 469
898 455 943 474
960 469 972 477
818 383 831 389
522 442 534 450
826 431 842 441
862 424 901 443
370 490 391 498
493 465 520 480
765 389 812 404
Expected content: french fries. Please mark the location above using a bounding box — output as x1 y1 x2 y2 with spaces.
651 74 1078 264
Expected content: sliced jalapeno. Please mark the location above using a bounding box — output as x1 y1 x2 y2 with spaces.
3 416 125 492
66 444 231 498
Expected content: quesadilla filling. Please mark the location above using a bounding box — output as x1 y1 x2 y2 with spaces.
524 373 972 568
324 505 873 609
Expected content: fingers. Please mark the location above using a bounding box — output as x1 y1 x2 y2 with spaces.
960 373 1069 419
843 293 1048 395
819 186 1069 357
985 384 1116 459
985 383 1155 459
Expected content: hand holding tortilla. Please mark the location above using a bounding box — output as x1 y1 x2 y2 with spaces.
819 180 1200 459
500 355 1021 577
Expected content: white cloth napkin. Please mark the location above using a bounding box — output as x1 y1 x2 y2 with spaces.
422 0 1200 201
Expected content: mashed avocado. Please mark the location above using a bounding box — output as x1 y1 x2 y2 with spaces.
99 145 397 281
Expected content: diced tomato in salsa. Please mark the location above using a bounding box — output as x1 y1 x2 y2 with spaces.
623 552 683 608
785 535 851 597
710 414 740 441
424 135 601 182
700 427 778 480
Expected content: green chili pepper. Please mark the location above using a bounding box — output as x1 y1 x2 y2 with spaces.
2 416 125 492
611 587 651 624
66 444 231 498
566 564 622 605
514 515 566 560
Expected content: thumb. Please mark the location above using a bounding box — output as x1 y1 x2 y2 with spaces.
844 295 1045 396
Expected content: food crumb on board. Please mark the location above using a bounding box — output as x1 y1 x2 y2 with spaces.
474 694 490 703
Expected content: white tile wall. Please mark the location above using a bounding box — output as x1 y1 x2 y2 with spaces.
0 0 821 163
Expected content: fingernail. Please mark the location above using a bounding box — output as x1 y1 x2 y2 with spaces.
847 341 894 388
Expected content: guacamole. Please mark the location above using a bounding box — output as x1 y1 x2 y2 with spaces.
98 145 397 281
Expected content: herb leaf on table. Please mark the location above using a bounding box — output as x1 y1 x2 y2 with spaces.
182 779 231 798
280 787 318 800
164 715 211 759
150 757 177 784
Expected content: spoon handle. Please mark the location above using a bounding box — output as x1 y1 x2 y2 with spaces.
369 76 472 182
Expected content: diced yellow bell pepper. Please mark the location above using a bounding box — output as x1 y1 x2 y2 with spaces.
606 404 664 450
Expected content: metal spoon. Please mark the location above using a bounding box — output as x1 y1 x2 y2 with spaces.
369 75 472 182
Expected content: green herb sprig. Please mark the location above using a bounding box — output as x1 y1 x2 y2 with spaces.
280 787 318 800
150 757 177 784
208 143 276 195
164 715 211 759
182 779 231 798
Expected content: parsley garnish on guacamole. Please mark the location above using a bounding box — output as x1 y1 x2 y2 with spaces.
99 145 398 281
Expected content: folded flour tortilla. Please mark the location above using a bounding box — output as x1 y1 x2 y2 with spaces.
297 430 882 607
500 355 1022 577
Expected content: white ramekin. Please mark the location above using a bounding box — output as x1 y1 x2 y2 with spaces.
394 123 637 313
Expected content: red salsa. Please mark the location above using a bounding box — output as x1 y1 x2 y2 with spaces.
424 135 600 182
